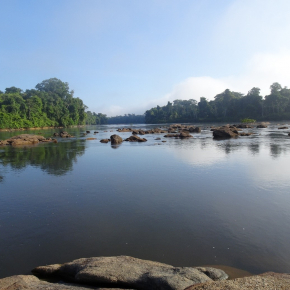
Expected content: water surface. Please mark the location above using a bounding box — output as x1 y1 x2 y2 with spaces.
1 123 290 278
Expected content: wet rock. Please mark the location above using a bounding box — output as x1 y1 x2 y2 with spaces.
189 127 201 133
94 131 99 134
124 136 147 142
110 135 123 145
155 138 161 140
0 134 54 146
278 126 288 129
164 134 180 138
32 256 216 290
53 133 60 136
236 124 252 128
185 272 290 290
179 132 193 138
100 139 110 143
239 132 253 136
213 128 238 139
117 128 132 132
86 131 91 133
86 138 97 140
257 123 268 128
195 267 228 281
60 132 74 138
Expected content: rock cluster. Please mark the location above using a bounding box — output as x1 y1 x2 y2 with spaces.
125 135 147 142
0 134 55 146
53 132 74 138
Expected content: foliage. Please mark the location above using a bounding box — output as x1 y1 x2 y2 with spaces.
241 118 256 123
107 114 145 124
0 78 87 129
85 111 108 125
145 83 290 123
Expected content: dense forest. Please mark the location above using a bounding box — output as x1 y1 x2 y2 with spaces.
107 114 145 124
2 80 290 129
145 83 290 123
0 78 87 129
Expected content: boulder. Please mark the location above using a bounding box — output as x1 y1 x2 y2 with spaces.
100 139 110 143
0 134 53 146
239 132 253 136
86 131 91 133
32 256 225 290
185 272 290 290
60 132 73 138
236 124 252 128
53 133 60 136
117 128 132 132
189 127 201 133
213 128 238 139
110 135 123 145
278 126 288 129
0 275 130 290
125 136 147 142
179 132 193 138
257 123 267 128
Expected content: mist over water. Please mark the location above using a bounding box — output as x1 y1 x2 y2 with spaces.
1 123 290 278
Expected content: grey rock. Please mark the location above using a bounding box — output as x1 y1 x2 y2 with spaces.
33 256 217 290
0 275 126 290
185 272 290 290
195 267 228 281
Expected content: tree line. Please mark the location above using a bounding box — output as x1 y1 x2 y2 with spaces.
145 83 290 123
0 78 87 129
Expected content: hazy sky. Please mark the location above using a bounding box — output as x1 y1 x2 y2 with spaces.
1 0 290 116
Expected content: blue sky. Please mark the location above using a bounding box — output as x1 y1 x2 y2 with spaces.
1 0 290 116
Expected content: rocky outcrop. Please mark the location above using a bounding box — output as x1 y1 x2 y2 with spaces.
164 132 193 138
100 139 110 143
185 272 290 290
60 132 74 138
257 123 267 128
124 136 147 142
213 128 239 139
0 275 130 290
0 134 54 146
110 135 123 145
32 256 225 290
189 127 201 133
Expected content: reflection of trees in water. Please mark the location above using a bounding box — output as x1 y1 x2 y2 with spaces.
248 143 260 155
270 144 284 158
0 140 85 176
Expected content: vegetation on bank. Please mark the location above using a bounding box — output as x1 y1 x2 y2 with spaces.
0 78 87 129
107 114 145 124
2 81 290 128
145 83 290 123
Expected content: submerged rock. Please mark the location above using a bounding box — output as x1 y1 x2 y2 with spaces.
60 132 74 138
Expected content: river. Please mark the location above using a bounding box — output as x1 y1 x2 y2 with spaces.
0 123 290 278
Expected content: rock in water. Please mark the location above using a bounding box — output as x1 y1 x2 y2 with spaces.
213 128 238 139
125 136 147 142
32 256 227 290
110 135 123 145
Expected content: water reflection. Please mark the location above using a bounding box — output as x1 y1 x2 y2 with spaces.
0 139 85 176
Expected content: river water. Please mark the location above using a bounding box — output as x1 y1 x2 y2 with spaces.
0 123 290 278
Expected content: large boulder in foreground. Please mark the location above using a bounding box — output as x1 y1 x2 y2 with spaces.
0 275 129 290
32 256 227 290
185 272 290 290
110 135 123 145
213 128 239 139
